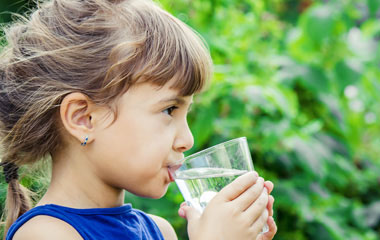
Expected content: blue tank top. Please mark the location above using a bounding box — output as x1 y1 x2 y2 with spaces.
6 204 165 240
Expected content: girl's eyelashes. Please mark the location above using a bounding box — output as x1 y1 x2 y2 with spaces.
163 106 179 116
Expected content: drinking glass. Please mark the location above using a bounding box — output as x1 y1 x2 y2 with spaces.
170 137 269 234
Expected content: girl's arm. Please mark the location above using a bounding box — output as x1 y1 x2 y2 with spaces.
148 214 178 240
12 215 83 240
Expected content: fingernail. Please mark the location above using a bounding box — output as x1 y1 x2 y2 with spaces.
186 201 192 206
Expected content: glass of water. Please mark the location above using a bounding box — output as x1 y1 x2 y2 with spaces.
170 137 269 234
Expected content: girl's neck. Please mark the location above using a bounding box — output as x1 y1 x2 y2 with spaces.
38 149 125 209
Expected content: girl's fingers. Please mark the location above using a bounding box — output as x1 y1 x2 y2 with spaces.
264 181 274 194
178 202 192 219
267 195 274 216
259 216 277 240
232 177 264 212
249 207 269 237
178 204 201 221
180 202 187 208
218 171 259 201
244 189 269 225
178 202 187 219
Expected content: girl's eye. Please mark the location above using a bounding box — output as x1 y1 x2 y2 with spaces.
163 106 178 116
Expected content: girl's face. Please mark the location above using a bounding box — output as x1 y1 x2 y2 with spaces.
90 80 194 198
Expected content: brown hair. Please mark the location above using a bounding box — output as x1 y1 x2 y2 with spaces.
0 0 212 236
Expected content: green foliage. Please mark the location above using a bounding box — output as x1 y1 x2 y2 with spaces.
1 0 380 239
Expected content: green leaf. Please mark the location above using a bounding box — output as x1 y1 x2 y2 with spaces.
302 5 339 43
189 102 219 151
367 0 380 18
334 60 362 92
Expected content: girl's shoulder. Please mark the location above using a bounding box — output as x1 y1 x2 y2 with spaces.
12 215 82 240
147 214 177 240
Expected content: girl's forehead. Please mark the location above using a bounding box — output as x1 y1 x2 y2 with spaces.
121 81 193 104
139 76 193 95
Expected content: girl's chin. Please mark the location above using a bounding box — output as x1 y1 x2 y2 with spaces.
151 185 170 199
134 184 170 199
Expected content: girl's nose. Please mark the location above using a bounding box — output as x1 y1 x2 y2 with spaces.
173 122 194 153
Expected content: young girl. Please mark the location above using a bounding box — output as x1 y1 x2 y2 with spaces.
0 0 277 239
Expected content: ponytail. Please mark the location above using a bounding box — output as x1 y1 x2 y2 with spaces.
1 161 31 238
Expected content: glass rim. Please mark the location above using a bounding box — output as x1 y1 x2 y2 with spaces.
174 137 247 165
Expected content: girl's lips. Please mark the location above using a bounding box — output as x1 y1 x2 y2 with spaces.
168 169 175 182
167 162 182 182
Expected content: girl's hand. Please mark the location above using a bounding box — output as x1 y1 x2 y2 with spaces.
178 172 276 240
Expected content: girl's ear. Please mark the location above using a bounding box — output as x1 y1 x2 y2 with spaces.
59 92 98 145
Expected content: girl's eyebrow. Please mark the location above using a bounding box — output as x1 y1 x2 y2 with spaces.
158 96 193 105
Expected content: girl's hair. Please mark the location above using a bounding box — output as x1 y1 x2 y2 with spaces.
0 0 212 235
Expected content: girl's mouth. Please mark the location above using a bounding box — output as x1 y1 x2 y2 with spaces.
168 169 175 182
167 162 182 182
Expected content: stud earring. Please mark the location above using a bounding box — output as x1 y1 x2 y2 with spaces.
81 136 89 146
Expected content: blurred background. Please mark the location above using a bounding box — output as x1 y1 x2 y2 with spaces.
1 0 380 239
